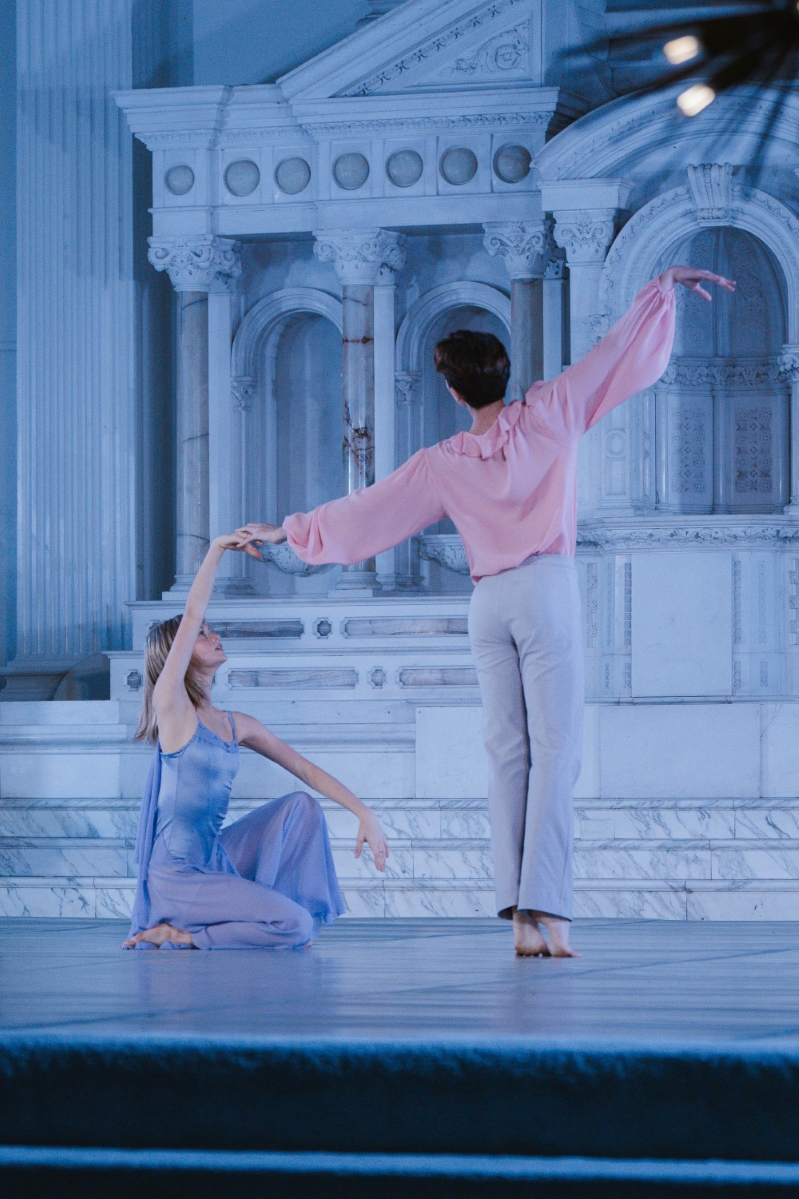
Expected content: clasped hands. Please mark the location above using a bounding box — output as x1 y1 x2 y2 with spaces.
214 523 289 559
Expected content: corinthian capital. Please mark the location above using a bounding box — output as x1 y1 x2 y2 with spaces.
147 236 242 292
552 210 616 265
482 221 552 280
313 228 406 286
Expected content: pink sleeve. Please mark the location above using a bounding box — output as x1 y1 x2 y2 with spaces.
283 449 446 566
529 277 676 439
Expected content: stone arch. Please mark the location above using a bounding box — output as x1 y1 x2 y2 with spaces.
396 281 510 372
232 287 342 378
596 185 799 340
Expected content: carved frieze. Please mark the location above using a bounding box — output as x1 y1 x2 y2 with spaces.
660 357 786 388
147 236 241 293
578 523 799 550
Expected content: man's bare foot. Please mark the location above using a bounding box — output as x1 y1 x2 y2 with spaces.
512 909 550 957
122 922 195 949
531 911 580 958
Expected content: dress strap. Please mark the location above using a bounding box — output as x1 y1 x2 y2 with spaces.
227 710 237 742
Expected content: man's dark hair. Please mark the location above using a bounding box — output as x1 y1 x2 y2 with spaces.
433 329 510 410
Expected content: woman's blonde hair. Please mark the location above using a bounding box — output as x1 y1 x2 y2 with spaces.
134 616 208 743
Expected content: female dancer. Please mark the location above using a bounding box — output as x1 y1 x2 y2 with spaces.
234 266 734 958
123 534 389 950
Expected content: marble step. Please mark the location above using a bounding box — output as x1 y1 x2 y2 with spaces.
2 875 798 921
3 797 799 841
4 836 799 885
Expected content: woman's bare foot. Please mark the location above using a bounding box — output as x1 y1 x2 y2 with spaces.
122 922 195 950
531 911 580 958
512 909 550 957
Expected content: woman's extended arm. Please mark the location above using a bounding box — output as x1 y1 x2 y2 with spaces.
152 534 254 745
233 713 389 871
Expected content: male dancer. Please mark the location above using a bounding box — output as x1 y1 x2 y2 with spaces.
236 266 734 957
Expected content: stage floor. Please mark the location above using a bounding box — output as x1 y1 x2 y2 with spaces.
1 917 799 1044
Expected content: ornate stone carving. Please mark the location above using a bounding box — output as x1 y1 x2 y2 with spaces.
553 210 616 264
671 408 708 495
418 533 470 575
147 236 241 293
395 371 422 405
687 163 734 224
258 543 332 576
313 229 407 286
345 0 526 96
231 376 256 411
735 406 773 495
545 255 565 280
661 357 786 387
577 522 799 550
482 221 551 279
300 112 549 137
447 21 529 78
778 345 799 380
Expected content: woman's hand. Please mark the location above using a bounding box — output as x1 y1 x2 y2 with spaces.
660 266 736 302
355 813 389 873
233 523 289 555
212 532 251 553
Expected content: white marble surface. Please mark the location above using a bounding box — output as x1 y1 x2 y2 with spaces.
598 704 761 799
632 552 733 697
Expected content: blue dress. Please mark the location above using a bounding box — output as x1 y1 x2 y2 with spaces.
128 714 345 948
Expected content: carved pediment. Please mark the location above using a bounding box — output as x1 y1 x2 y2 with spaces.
280 0 537 101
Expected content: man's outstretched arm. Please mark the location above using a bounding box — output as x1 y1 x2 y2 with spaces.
236 448 446 565
530 266 734 441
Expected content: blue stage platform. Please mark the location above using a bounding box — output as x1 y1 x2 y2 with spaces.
1 918 799 1196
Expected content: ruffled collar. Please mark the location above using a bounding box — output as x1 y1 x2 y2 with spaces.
446 399 526 459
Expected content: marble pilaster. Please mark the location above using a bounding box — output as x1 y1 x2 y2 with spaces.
313 229 406 592
483 222 551 401
779 345 799 512
147 236 241 589
14 0 140 677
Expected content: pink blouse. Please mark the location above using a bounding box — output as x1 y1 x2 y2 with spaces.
283 278 676 582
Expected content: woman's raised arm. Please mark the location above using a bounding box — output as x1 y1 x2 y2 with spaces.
152 534 253 723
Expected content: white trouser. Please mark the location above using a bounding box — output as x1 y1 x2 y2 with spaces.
468 555 583 921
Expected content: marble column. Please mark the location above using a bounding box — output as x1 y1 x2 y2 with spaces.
313 229 406 593
13 0 140 690
374 269 398 589
147 236 241 590
483 222 551 401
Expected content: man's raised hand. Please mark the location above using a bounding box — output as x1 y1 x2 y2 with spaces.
660 266 736 302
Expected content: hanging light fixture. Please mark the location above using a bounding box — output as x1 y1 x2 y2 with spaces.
563 1 799 123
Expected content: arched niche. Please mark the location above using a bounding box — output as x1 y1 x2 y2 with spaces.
594 185 797 515
231 288 343 592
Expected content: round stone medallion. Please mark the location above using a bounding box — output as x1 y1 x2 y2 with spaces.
493 143 532 184
386 149 423 188
439 147 478 186
333 152 370 191
164 164 195 196
275 156 311 195
224 159 260 197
